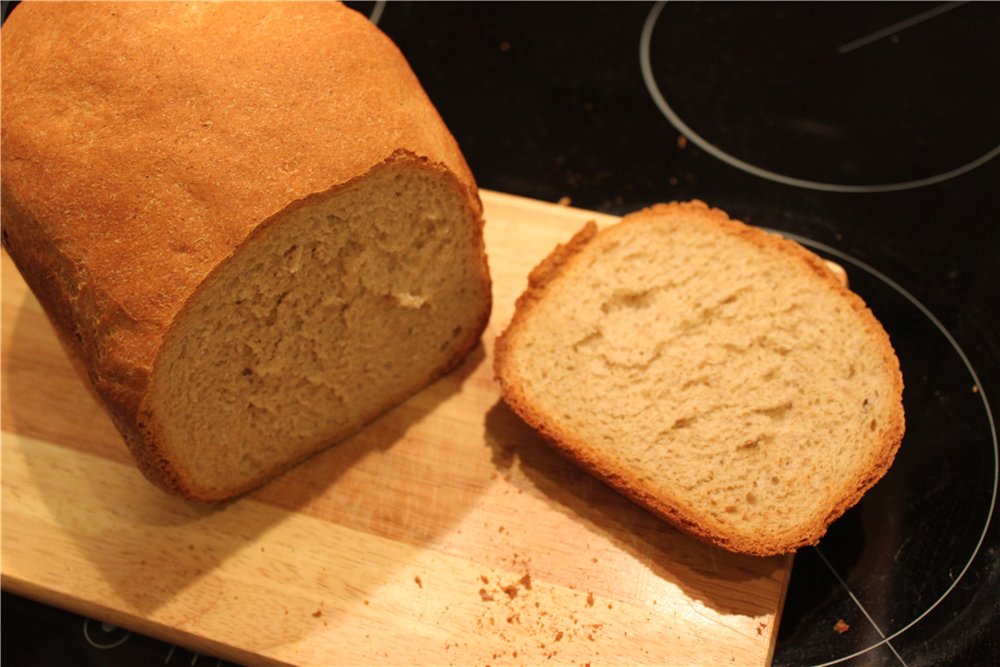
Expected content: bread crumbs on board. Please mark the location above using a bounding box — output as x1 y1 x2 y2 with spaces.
444 483 662 665
467 568 611 665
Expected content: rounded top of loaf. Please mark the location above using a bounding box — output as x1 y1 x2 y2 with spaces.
1 1 478 418
1 1 475 318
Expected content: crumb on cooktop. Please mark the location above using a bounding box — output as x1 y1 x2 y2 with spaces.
834 618 850 634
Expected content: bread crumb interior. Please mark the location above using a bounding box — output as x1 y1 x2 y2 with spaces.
151 162 488 497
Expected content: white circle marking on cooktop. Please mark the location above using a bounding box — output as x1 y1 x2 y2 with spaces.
82 618 132 649
769 230 998 665
369 0 386 26
640 1 1000 193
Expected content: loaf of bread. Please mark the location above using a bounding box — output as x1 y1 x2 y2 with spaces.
495 202 904 555
1 2 492 501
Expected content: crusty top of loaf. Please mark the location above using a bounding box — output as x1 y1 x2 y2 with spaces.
1 2 479 432
495 201 905 555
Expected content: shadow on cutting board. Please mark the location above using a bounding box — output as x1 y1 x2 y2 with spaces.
1 278 486 626
483 399 789 619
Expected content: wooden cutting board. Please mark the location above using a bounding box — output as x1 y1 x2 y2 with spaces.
1 191 792 666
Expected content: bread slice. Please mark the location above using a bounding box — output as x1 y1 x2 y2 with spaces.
1 3 491 500
495 201 904 555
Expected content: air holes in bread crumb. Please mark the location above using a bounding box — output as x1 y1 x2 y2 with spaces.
283 244 303 273
671 416 695 430
601 287 657 314
754 401 793 420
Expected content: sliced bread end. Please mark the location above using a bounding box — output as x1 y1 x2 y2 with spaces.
495 201 904 556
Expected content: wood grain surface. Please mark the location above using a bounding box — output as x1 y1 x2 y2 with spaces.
1 191 792 666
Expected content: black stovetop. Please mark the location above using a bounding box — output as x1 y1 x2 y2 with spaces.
3 3 998 666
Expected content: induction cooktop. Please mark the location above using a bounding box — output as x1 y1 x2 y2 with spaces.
2 3 997 666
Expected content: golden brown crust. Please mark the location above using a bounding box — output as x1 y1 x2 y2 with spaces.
2 2 490 499
495 200 905 556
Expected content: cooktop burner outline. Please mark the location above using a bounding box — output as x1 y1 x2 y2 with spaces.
82 619 132 650
639 1 1000 193
771 230 999 666
813 546 907 666
369 0 386 26
835 1 966 55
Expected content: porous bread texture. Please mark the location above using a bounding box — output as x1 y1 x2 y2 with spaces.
1 2 492 500
495 201 905 556
150 159 490 500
